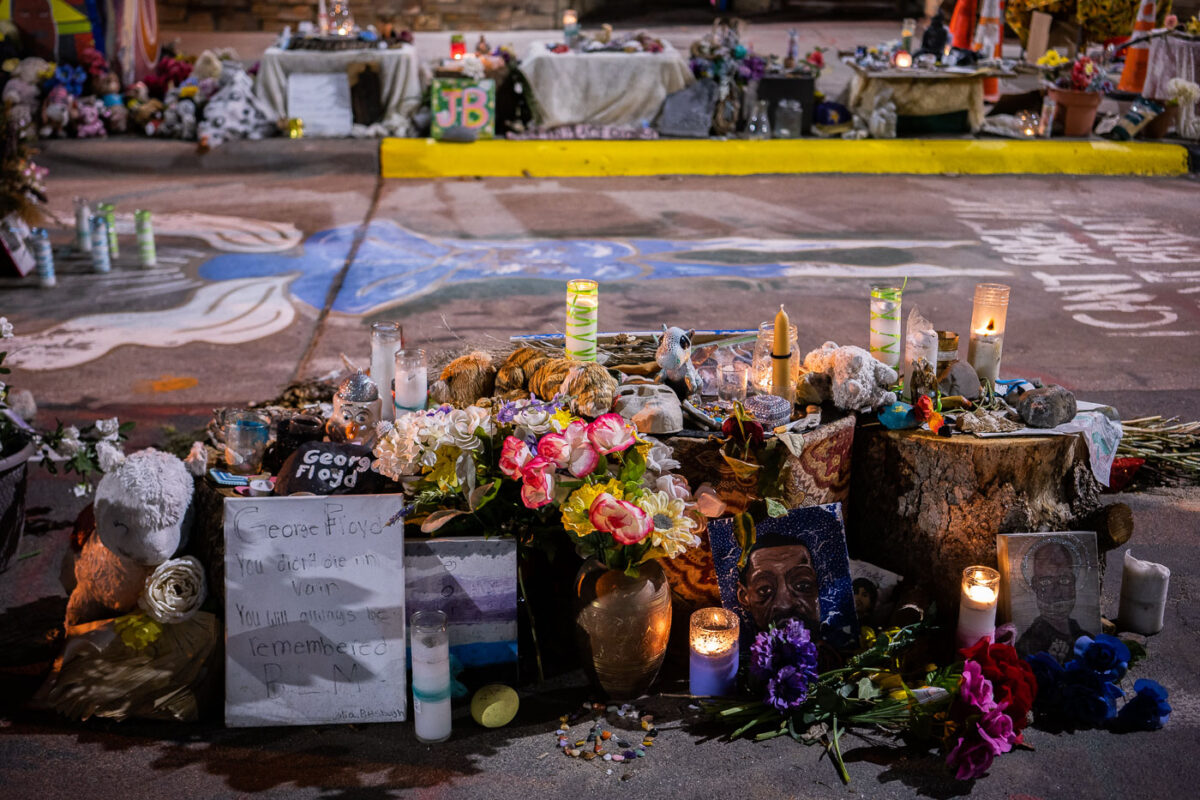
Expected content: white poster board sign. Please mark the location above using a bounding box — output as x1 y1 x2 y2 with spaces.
224 495 406 727
286 72 354 137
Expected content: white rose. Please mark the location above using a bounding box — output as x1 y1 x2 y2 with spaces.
514 407 553 438
655 473 694 503
447 409 483 452
139 556 207 624
645 437 682 475
94 417 121 441
0 317 13 338
58 426 83 457
72 482 91 498
96 440 126 472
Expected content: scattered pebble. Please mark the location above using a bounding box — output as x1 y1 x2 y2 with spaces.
612 754 625 762
601 730 612 741
603 753 612 762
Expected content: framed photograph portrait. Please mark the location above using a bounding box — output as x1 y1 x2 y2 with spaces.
997 532 1102 664
708 504 858 663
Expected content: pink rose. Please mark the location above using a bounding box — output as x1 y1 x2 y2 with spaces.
499 436 533 479
945 735 996 781
587 413 636 455
520 457 555 509
537 421 600 477
589 492 652 545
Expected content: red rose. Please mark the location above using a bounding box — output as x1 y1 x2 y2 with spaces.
960 640 1038 732
722 416 765 446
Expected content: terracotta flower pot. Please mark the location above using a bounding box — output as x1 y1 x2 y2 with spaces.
574 557 672 699
0 441 35 572
1048 88 1102 138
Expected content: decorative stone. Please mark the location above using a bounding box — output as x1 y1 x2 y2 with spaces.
612 754 625 762
603 753 613 761
623 750 637 759
938 360 983 401
656 78 719 138
614 382 684 434
275 441 381 496
1017 384 1078 429
600 730 611 740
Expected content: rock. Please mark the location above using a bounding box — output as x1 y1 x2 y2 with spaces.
1017 384 1077 429
275 442 382 495
956 409 1022 434
470 683 519 728
656 78 719 138
938 361 982 401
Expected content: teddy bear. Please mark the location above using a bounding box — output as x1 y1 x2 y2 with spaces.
72 96 107 138
798 341 898 413
92 71 128 133
39 85 73 138
62 449 194 626
2 56 50 141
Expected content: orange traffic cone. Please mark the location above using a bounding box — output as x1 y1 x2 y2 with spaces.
976 0 1005 100
949 0 977 51
1118 0 1157 93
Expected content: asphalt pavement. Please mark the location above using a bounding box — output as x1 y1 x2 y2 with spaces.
1 147 1199 799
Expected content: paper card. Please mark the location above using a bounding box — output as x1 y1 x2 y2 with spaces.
286 72 354 137
0 214 36 277
224 494 406 726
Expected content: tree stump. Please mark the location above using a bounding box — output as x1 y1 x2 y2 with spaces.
846 427 1112 614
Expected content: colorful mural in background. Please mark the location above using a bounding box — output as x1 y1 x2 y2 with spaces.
2 0 158 82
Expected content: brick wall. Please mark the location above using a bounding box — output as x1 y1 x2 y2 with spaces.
158 1 608 33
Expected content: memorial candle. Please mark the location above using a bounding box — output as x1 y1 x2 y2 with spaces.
563 8 580 40
689 608 739 697
393 348 428 414
370 321 404 421
772 304 793 401
869 283 903 369
565 279 598 361
956 566 999 649
450 34 467 60
967 283 1010 385
1118 550 1170 635
411 610 452 743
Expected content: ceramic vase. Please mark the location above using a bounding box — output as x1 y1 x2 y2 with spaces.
574 558 672 699
1047 88 1102 138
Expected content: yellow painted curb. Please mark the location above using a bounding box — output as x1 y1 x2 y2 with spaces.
380 138 1189 179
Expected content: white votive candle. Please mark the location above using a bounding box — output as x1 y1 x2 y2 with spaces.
956 566 1000 649
411 609 452 743
370 321 403 421
1118 550 1170 635
394 348 428 414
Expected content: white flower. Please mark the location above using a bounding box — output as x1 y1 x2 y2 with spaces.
514 406 554 439
96 440 126 472
655 473 694 503
0 317 12 338
139 556 207 624
72 482 91 497
644 437 681 476
58 426 83 457
372 412 425 480
93 417 121 441
447 407 490 452
636 490 700 558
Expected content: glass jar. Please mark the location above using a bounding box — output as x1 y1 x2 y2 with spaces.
410 610 451 743
773 99 803 139
750 321 799 394
222 410 271 475
370 321 404 421
746 99 771 140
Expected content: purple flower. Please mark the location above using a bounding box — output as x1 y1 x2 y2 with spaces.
946 736 997 781
750 619 818 682
976 706 1017 755
958 661 999 713
765 664 813 712
1115 679 1171 732
496 401 519 424
1073 634 1130 683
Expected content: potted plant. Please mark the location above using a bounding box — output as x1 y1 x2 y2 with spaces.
1040 51 1112 137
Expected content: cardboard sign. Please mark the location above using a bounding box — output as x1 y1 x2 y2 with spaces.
431 77 495 140
224 494 406 727
286 72 354 137
0 214 36 277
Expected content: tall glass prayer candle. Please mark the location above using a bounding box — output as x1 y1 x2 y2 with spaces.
74 197 91 253
29 228 56 288
771 305 793 402
99 203 118 259
967 283 1010 385
869 283 902 369
450 34 467 60
563 8 580 40
901 18 916 52
370 321 404 421
956 566 1000 649
689 608 739 697
135 209 156 268
393 348 427 415
411 610 452 743
89 216 111 274
565 279 599 361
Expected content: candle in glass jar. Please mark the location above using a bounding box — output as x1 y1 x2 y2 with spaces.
956 566 1000 649
1118 550 1170 635
370 321 404 421
869 284 903 369
894 50 913 69
563 8 580 39
565 279 599 361
689 608 739 697
771 305 793 402
967 283 1010 384
411 610 452 743
394 348 428 414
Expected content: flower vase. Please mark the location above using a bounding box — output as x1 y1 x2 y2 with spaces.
574 557 672 699
1047 88 1102 137
0 442 35 572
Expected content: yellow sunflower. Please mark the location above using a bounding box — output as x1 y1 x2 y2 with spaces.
636 491 699 558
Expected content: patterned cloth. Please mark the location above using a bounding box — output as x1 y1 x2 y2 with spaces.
1006 0 1173 47
198 68 277 149
658 414 856 610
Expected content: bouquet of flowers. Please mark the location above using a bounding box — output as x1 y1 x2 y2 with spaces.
1039 52 1112 93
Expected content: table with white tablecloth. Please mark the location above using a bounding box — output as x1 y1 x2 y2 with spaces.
517 43 694 129
255 45 422 136
1141 34 1200 140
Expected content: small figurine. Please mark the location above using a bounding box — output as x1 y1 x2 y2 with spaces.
476 35 491 56
326 371 382 444
917 12 949 60
613 382 683 435
655 325 701 400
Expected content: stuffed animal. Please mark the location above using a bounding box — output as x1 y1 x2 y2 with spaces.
799 341 898 413
495 347 617 418
656 325 701 399
5 77 42 141
38 86 73 138
429 351 497 407
191 50 224 82
92 71 128 133
72 97 107 138
62 449 194 626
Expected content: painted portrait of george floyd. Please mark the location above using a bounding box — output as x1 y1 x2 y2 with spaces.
997 532 1102 664
708 504 858 666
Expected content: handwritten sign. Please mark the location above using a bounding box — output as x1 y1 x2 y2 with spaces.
223 495 406 727
286 72 354 137
431 77 495 140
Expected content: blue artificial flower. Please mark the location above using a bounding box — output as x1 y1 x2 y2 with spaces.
1059 662 1124 729
1115 679 1171 732
1026 651 1064 690
1073 634 1131 683
765 664 812 712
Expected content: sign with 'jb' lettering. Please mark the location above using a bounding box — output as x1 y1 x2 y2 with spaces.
223 495 406 727
431 77 496 140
